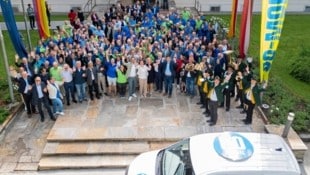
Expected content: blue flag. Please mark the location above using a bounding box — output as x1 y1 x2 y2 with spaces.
0 0 28 58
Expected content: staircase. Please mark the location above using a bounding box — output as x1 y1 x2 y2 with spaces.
39 138 175 170
37 95 203 171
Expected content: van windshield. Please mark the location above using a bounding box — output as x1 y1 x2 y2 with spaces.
160 139 195 175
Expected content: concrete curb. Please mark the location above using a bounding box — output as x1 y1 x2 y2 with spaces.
299 134 310 142
256 106 269 125
0 103 23 135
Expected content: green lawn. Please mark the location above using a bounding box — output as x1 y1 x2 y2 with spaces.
0 14 68 22
248 14 310 102
0 30 40 76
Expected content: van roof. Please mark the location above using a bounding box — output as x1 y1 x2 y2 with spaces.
189 132 300 175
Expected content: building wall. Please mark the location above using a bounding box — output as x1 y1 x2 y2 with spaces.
5 0 310 13
175 0 310 13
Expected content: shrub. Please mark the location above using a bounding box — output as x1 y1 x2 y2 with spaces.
289 46 310 83
263 77 310 133
0 108 9 124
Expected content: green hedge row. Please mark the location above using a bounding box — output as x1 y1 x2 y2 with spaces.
263 77 310 133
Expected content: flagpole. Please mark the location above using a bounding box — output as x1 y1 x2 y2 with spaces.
0 25 15 103
21 0 32 51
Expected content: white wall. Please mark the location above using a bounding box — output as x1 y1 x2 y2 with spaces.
5 0 310 13
176 0 310 13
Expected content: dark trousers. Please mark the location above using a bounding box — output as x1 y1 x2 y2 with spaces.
209 100 218 124
245 99 255 123
88 81 99 100
223 88 231 110
204 97 210 115
117 82 127 97
175 71 180 85
37 97 54 120
29 16 35 29
198 86 205 105
154 72 162 92
164 75 173 95
64 81 76 104
22 93 36 114
236 89 244 107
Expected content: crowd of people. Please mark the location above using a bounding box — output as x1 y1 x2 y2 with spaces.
13 1 266 125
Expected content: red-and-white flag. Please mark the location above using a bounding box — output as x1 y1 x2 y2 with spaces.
239 0 253 58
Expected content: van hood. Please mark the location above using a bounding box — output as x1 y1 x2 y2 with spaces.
127 150 160 175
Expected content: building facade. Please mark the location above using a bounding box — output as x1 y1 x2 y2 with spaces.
7 0 310 13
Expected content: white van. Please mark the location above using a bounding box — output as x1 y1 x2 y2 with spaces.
126 132 301 175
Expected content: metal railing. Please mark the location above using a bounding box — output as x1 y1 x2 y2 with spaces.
83 0 97 15
195 0 202 14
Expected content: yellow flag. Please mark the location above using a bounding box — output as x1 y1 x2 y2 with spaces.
260 0 288 82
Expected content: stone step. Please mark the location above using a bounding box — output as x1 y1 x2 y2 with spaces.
38 155 135 170
47 126 200 142
43 140 174 155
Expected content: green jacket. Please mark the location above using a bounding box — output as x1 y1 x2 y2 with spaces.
244 85 265 106
208 81 227 104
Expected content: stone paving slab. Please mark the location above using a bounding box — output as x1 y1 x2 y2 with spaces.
39 155 136 170
43 141 150 155
15 163 38 171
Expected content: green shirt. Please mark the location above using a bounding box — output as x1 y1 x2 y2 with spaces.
196 19 203 30
117 69 127 83
181 10 191 21
49 67 63 81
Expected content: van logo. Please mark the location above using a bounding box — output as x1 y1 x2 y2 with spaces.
213 132 254 161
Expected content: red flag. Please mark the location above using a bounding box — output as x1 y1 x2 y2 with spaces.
228 0 238 38
239 0 253 58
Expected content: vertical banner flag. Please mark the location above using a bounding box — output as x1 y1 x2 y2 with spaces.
0 0 28 58
33 0 50 39
239 0 253 59
260 0 288 82
228 0 238 38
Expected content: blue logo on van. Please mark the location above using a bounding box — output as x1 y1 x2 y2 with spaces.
213 132 254 161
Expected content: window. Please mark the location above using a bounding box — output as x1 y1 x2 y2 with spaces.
210 6 220 12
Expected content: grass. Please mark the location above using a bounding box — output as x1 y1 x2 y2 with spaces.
0 30 40 78
0 14 68 22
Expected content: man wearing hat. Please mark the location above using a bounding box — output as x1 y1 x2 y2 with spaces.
221 65 236 111
242 75 266 124
207 75 230 126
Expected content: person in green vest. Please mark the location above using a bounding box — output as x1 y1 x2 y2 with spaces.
116 64 127 98
207 75 230 126
195 15 203 31
202 69 213 118
242 75 266 125
181 7 191 22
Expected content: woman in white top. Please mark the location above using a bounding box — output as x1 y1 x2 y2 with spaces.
47 77 64 116
137 60 150 97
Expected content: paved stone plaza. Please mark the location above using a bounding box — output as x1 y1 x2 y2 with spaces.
0 87 269 174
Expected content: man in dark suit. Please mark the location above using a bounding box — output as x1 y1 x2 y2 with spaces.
86 61 100 101
15 56 34 79
161 56 176 98
30 76 56 122
16 71 36 118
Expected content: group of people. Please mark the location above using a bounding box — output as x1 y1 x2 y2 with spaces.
13 1 266 125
